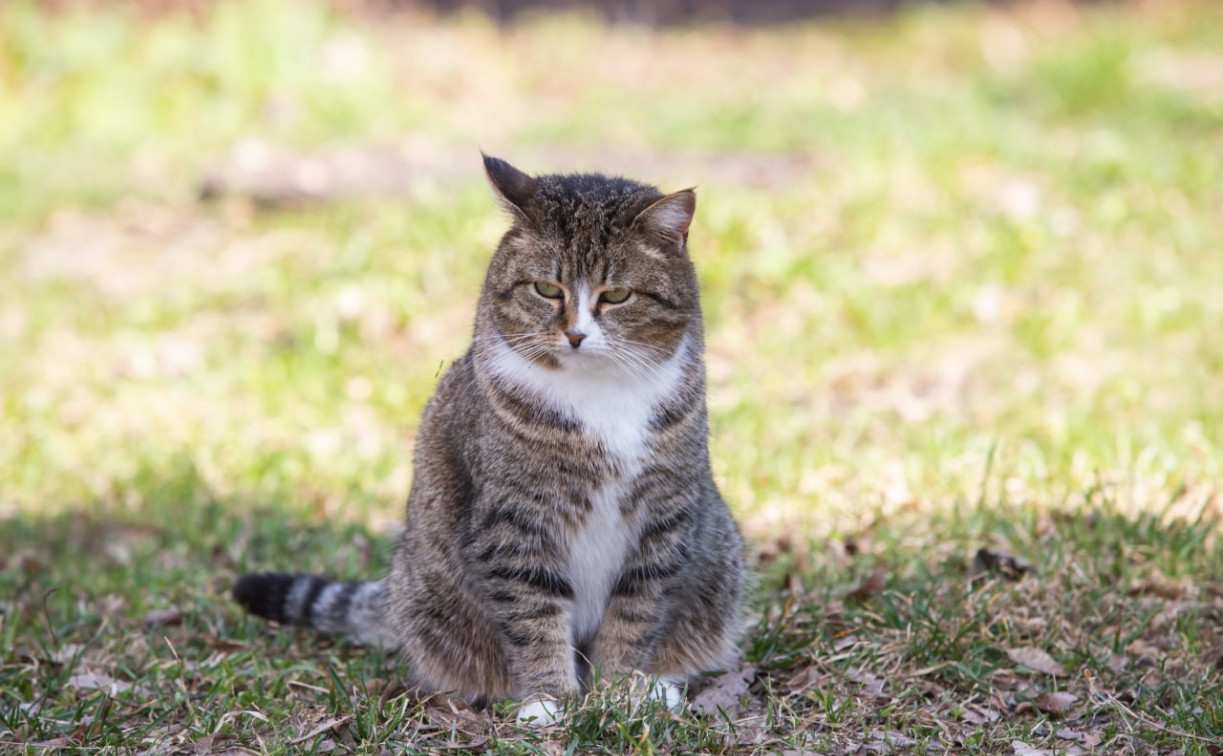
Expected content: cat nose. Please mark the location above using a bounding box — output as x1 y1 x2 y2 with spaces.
565 330 586 349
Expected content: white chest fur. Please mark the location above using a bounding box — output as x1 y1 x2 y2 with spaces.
487 336 689 643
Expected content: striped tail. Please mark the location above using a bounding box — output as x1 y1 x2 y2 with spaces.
231 573 396 649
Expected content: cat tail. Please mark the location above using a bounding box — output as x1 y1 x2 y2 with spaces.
231 573 398 650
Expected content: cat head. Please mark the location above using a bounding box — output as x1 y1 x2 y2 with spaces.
478 155 700 373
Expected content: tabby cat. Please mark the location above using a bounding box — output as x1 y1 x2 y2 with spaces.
233 156 747 725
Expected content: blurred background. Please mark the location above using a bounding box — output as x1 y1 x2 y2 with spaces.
2 0 1221 563
3 1 1223 749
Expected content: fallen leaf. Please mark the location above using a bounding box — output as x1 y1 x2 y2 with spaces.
203 634 250 652
1128 571 1195 600
869 730 916 747
689 664 757 716
50 643 87 665
1151 603 1184 630
784 572 804 595
786 664 822 693
1035 691 1078 717
847 667 891 700
960 704 1002 724
1125 639 1163 659
1011 742 1054 756
287 715 352 745
425 692 486 730
1055 727 1092 743
144 608 184 627
67 672 153 699
1007 647 1066 677
973 548 1033 580
30 739 71 749
847 567 888 602
852 731 917 754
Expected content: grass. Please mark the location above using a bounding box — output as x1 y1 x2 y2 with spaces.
2 0 1222 752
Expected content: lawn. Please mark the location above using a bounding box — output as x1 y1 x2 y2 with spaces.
1 0 1222 752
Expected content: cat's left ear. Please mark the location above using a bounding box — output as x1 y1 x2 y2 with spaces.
482 153 538 217
633 189 696 255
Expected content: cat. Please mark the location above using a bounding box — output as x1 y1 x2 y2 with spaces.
232 155 747 726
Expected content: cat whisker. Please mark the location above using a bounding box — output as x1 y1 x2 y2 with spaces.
611 344 669 385
610 336 670 355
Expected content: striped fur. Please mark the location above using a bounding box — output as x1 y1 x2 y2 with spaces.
232 156 747 718
232 574 395 648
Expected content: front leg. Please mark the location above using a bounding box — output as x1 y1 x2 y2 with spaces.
590 501 695 693
470 499 580 715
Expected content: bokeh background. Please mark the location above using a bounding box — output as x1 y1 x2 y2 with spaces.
2 0 1222 750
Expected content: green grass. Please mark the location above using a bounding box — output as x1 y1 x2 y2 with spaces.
2 0 1222 752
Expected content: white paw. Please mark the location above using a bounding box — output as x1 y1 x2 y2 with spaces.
630 674 685 712
516 696 562 727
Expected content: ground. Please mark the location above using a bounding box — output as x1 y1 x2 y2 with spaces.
1 0 1222 753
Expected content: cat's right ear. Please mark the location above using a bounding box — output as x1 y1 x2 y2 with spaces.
482 154 538 217
633 189 696 256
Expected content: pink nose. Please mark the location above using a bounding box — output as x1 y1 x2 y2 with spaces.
565 330 586 348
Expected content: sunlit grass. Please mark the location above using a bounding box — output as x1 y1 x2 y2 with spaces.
2 0 1222 751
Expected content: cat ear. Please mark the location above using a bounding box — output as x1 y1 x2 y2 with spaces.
633 189 696 254
482 154 538 216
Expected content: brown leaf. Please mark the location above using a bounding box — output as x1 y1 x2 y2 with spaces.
1007 647 1066 677
847 567 888 603
973 548 1033 580
690 664 757 716
67 672 153 699
786 664 822 693
144 608 184 627
847 667 891 700
1035 691 1078 717
1125 639 1163 659
784 572 804 595
1011 742 1054 756
29 739 71 749
959 704 1002 724
1128 570 1195 600
425 692 486 731
202 634 250 652
851 730 918 753
50 643 87 665
287 715 352 746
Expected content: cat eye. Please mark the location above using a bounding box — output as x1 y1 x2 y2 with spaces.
534 281 564 299
600 288 631 305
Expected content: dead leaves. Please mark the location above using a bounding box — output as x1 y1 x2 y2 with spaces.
143 608 184 627
1006 647 1066 677
286 715 353 746
66 672 154 699
1033 691 1078 717
973 548 1034 581
846 567 888 603
689 664 758 717
968 545 1037 579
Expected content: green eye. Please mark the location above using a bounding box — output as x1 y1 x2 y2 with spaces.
600 288 631 305
534 281 564 299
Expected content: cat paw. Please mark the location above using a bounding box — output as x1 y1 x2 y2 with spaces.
516 695 562 727
629 674 685 712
